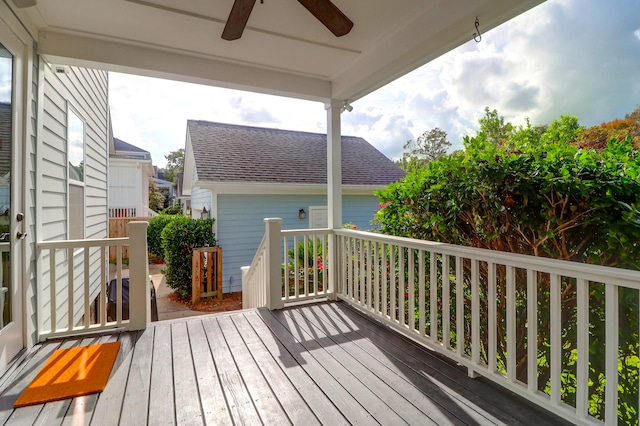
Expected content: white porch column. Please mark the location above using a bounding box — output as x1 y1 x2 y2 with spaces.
326 99 343 228
326 100 343 300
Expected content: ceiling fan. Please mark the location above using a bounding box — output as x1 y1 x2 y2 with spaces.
222 0 353 41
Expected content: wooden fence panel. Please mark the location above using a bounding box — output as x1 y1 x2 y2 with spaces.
192 247 223 305
109 217 151 261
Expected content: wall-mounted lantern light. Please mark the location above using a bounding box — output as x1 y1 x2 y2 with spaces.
298 208 306 220
201 206 209 220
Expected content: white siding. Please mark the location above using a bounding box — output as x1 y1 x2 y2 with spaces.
38 62 109 328
191 186 210 219
109 164 140 207
216 193 380 293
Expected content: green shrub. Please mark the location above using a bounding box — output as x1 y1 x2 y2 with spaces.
161 200 182 215
375 134 640 421
161 217 216 297
147 214 175 259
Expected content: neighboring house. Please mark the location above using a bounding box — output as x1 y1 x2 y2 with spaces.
108 137 154 217
183 120 405 293
152 167 176 209
176 171 190 214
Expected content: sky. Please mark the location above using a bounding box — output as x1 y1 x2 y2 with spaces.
109 0 640 168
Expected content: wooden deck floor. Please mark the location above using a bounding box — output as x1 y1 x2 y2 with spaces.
0 302 568 425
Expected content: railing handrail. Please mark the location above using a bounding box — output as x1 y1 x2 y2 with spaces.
38 237 129 249
281 228 332 237
247 234 267 273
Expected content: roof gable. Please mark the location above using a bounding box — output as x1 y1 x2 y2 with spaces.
111 137 151 160
187 120 405 186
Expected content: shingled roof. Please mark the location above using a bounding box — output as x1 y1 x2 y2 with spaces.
188 120 405 186
111 137 152 161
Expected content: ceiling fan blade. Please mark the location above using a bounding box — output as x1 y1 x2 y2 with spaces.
298 0 353 37
222 0 258 41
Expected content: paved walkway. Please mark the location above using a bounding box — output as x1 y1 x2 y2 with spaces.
148 263 208 321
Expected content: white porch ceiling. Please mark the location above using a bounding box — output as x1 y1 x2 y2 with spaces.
19 0 544 102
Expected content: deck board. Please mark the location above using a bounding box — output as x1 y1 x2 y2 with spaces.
217 315 291 425
242 310 346 425
291 305 473 425
0 302 571 426
171 322 204 426
231 313 321 426
147 321 175 425
120 327 154 426
201 316 262 425
279 308 436 425
185 320 230 425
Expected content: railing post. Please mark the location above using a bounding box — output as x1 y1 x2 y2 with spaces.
328 231 337 300
127 221 149 330
240 266 250 307
264 218 284 310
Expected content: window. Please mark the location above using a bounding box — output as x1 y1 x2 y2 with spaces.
68 107 85 239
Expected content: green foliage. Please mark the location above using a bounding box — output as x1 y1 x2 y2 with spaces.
377 136 640 268
376 112 640 421
148 178 165 212
162 148 184 183
477 106 513 146
161 200 182 215
398 127 451 171
161 217 216 296
539 115 583 146
146 214 174 259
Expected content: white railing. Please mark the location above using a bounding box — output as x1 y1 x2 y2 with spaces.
242 219 333 310
242 219 640 425
241 235 268 309
37 222 150 340
335 229 640 426
108 206 158 218
0 242 9 328
281 228 332 305
109 207 137 218
141 205 159 217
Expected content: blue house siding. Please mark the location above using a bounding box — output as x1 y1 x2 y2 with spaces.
216 193 381 293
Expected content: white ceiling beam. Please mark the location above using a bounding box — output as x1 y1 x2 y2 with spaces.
38 30 332 102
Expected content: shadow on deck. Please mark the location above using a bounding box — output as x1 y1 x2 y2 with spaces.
0 302 569 425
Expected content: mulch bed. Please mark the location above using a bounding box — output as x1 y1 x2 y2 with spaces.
168 291 243 313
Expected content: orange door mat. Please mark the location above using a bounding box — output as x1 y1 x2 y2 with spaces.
14 341 121 408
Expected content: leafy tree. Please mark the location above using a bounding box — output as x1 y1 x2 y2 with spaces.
148 178 165 212
539 115 582 146
477 107 513 146
162 200 182 215
577 118 637 151
398 127 451 171
624 104 640 138
506 117 546 149
162 148 184 183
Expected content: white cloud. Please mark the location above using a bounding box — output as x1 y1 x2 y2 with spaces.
109 0 640 167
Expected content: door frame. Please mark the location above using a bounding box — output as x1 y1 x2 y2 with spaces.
309 206 328 228
0 4 33 370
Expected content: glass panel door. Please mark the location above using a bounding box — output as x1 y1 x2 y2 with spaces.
0 30 23 371
0 43 12 331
